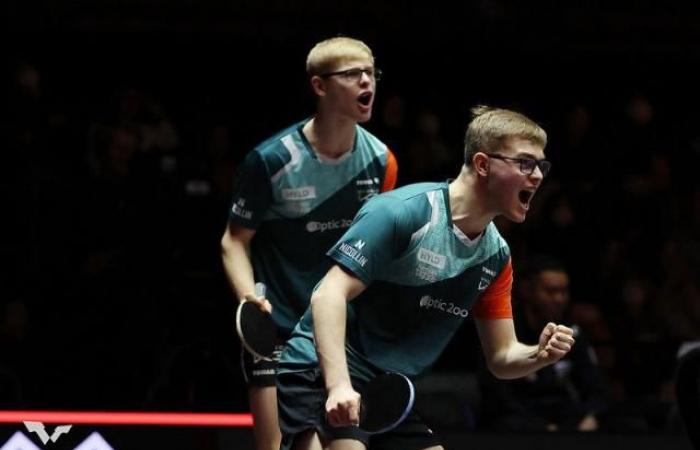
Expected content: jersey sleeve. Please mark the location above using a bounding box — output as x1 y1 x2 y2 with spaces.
227 150 272 229
327 195 407 285
471 257 513 319
380 148 398 192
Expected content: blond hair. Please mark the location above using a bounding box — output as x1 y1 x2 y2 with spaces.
464 106 547 165
306 37 374 76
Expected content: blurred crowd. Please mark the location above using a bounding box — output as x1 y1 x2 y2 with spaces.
3 56 699 435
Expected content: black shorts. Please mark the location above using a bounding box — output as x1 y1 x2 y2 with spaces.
276 368 442 450
240 342 285 387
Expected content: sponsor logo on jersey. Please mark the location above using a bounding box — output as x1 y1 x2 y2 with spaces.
478 266 495 291
417 248 447 270
282 186 316 200
356 177 380 201
306 219 353 233
478 279 491 291
482 266 497 277
415 265 438 282
418 295 469 318
338 241 368 267
231 198 253 220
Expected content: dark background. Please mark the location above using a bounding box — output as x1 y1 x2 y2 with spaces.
4 0 700 441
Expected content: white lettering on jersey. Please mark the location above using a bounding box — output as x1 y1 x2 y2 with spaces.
306 219 353 233
339 242 368 267
419 295 469 318
282 186 316 200
232 198 253 220
417 248 447 270
356 178 380 201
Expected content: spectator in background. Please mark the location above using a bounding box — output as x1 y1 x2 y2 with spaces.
607 275 677 430
403 108 456 183
479 255 608 432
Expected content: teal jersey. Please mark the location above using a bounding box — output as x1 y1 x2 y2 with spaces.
227 119 394 335
280 182 511 380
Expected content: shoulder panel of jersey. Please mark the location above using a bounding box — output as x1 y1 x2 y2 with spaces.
471 256 514 319
226 121 304 228
259 123 390 220
326 182 448 285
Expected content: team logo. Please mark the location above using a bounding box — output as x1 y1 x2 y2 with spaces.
356 178 380 201
478 266 495 291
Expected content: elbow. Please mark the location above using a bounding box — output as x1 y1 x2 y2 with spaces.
486 360 509 380
310 283 345 316
220 235 230 258
310 288 327 314
485 354 516 380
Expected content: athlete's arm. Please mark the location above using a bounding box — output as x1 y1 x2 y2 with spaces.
220 223 270 312
311 265 367 427
473 260 574 379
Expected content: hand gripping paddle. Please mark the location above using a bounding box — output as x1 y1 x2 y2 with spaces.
359 372 415 434
235 282 277 361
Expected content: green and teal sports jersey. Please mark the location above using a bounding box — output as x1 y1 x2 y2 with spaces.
228 119 395 336
279 182 511 380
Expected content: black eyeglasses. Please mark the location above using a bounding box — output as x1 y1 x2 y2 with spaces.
486 153 551 177
319 67 382 82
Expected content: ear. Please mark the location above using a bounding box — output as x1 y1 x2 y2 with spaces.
472 152 490 177
310 75 327 98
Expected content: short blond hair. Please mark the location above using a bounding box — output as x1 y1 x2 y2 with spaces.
464 106 547 165
306 37 374 76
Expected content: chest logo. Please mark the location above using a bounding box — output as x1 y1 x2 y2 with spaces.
417 248 446 270
282 186 316 201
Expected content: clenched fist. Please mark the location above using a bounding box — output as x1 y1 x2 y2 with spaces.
537 322 575 363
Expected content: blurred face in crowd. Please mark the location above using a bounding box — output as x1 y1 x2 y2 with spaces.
529 269 570 322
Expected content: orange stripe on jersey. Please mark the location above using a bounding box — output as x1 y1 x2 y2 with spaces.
471 258 513 319
381 148 398 192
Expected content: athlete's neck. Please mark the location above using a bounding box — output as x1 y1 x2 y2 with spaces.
448 166 495 238
303 115 356 160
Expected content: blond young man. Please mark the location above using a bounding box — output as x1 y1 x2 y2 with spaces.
276 106 575 450
220 37 397 450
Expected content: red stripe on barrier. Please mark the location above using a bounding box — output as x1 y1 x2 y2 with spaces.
0 411 253 427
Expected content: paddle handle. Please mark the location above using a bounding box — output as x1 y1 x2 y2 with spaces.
254 282 267 298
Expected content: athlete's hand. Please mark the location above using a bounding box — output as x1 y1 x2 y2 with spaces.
326 383 361 427
242 292 272 314
536 322 575 363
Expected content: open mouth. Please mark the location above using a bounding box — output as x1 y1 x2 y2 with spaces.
358 92 373 106
519 190 534 206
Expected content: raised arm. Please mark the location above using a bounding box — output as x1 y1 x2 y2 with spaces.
475 318 574 379
471 258 574 379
